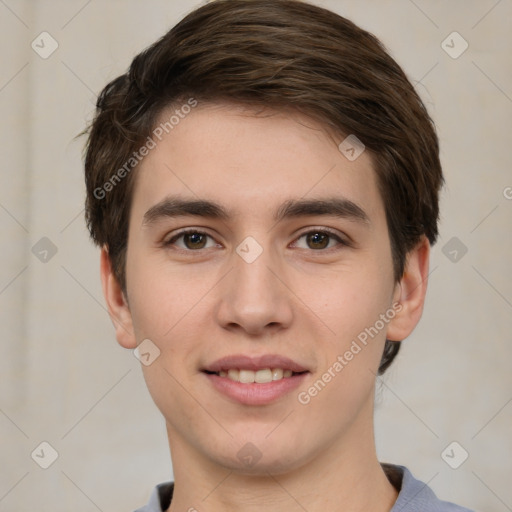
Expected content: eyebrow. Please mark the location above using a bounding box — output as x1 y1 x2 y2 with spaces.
142 195 370 227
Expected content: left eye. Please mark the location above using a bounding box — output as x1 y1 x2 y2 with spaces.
293 230 344 250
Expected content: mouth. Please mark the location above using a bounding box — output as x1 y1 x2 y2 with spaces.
201 354 310 405
203 367 306 383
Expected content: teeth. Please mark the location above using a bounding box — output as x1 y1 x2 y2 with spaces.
239 369 255 384
255 369 272 383
217 368 297 383
272 368 283 380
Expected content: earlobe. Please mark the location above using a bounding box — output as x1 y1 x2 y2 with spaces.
99 247 137 349
386 236 430 342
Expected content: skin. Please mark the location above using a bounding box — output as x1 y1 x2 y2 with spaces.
101 102 430 512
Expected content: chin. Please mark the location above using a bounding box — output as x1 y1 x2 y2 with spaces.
209 439 312 476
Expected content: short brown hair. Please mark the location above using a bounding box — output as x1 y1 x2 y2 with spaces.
82 0 443 374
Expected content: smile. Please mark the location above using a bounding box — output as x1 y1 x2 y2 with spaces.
210 368 299 383
201 354 310 405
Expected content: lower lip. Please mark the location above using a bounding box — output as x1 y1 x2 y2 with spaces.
204 372 309 405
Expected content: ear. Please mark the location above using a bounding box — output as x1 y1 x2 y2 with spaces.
386 236 430 342
100 246 137 349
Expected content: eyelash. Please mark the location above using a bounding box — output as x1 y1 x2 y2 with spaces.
163 227 350 253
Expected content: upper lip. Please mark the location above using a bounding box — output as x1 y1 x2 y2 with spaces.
202 354 309 373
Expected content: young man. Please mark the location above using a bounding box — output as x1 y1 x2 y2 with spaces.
82 1 474 511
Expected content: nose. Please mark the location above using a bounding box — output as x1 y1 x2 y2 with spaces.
214 239 294 336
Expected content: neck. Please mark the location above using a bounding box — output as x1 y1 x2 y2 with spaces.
165 401 398 512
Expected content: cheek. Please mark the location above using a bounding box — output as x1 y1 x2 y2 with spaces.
297 278 392 419
126 252 207 340
318 268 394 347
126 257 217 403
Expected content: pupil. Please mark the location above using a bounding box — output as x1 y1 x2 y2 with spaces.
308 232 328 249
186 233 205 249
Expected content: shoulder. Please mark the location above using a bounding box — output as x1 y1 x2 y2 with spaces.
384 463 475 512
135 467 476 512
133 481 174 512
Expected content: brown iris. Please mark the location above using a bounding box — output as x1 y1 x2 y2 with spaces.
306 232 330 250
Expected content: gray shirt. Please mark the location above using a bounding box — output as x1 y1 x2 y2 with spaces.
134 463 474 512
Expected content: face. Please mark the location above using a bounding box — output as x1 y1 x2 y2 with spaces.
103 102 427 475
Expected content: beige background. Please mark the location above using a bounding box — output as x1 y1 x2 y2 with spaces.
1 0 511 510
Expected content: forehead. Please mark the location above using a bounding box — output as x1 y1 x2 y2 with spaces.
130 102 384 226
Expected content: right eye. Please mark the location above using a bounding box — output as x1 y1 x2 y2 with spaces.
163 229 219 251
